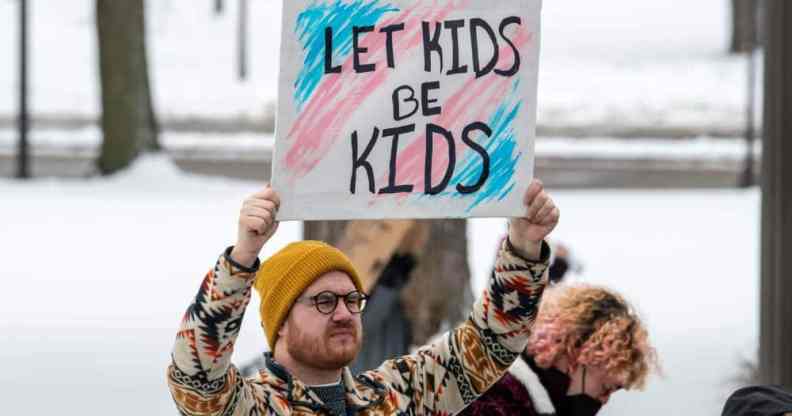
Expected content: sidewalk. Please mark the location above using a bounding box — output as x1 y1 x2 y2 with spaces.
0 113 747 139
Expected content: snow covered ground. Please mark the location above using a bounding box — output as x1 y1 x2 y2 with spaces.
0 1 760 413
0 0 750 129
0 155 758 415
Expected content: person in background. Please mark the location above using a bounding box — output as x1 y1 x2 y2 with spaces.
349 251 417 375
548 242 580 285
722 385 792 416
460 283 658 416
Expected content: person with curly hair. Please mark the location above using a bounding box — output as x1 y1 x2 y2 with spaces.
460 283 658 416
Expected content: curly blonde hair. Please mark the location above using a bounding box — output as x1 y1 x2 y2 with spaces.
526 284 658 390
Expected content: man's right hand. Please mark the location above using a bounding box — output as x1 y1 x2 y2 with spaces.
230 185 281 268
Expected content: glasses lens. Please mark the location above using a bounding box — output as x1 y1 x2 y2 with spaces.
314 292 337 314
345 292 366 313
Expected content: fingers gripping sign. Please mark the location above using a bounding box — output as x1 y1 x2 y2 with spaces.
508 179 560 260
230 185 282 268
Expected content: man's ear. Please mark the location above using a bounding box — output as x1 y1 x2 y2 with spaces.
278 316 289 340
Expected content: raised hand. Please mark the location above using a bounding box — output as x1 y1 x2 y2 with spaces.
508 179 560 260
229 185 281 268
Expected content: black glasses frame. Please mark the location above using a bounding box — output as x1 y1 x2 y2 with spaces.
297 290 369 315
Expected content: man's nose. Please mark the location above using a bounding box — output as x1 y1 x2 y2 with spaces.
331 300 354 321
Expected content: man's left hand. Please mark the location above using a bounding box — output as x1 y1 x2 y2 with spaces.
508 179 560 260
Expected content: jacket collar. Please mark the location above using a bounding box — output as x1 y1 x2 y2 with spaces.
260 353 387 412
509 356 556 415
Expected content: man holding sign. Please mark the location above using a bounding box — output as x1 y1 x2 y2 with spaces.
167 0 552 414
166 179 559 415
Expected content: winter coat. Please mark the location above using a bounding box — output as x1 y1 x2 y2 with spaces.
722 385 792 416
350 284 411 375
459 355 602 416
351 254 416 375
167 241 550 415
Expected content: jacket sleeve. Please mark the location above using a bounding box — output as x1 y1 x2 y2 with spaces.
166 247 263 416
363 239 550 415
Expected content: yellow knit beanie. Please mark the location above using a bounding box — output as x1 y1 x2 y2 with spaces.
254 240 363 350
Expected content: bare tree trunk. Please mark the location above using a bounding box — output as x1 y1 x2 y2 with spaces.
731 0 761 54
304 221 349 246
304 219 473 345
759 0 792 389
17 0 30 179
238 0 248 81
142 24 160 152
96 0 159 174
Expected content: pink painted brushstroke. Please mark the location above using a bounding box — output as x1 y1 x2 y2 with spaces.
370 27 533 203
284 1 464 180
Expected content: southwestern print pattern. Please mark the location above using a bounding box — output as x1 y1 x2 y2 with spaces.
167 241 549 415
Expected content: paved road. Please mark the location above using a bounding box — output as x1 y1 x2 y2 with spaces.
0 114 747 139
172 156 757 189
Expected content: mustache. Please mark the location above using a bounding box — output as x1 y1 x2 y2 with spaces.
326 320 358 336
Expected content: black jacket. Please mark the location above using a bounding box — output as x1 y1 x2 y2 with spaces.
722 385 792 416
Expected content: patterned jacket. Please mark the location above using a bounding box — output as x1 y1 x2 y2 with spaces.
167 241 549 415
459 354 605 416
460 357 568 416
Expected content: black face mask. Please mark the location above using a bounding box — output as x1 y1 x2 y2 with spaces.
528 357 604 416
563 394 603 416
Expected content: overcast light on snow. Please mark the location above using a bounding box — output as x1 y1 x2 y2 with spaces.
0 0 762 414
0 156 758 415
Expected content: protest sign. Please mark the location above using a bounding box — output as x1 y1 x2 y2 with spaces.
273 0 542 220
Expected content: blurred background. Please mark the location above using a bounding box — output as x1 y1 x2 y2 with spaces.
1 1 790 415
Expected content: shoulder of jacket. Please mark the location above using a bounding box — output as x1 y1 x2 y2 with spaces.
509 358 556 415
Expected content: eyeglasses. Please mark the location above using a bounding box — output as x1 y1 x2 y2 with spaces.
296 290 369 315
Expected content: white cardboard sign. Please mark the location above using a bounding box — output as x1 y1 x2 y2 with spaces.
273 0 542 220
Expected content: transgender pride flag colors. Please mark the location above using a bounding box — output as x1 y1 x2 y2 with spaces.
273 0 542 220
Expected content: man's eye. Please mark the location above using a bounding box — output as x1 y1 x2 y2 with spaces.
316 295 335 305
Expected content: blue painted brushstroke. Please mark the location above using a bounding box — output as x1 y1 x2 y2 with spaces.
294 0 398 111
451 79 524 212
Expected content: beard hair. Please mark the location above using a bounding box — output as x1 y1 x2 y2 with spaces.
286 318 362 371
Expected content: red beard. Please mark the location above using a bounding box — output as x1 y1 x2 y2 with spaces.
286 319 362 370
